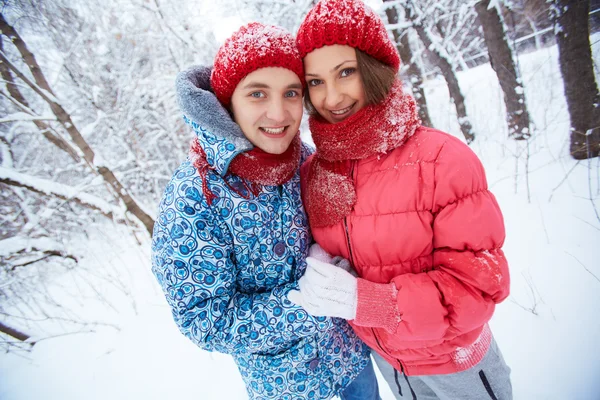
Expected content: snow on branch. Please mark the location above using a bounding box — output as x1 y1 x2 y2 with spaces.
386 21 413 31
381 0 403 8
0 236 78 263
0 321 33 344
0 137 12 168
0 112 57 124
0 166 122 219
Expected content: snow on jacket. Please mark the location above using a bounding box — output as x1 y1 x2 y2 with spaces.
301 126 510 376
151 66 370 399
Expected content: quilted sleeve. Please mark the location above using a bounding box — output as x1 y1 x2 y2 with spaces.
152 163 332 355
354 137 509 340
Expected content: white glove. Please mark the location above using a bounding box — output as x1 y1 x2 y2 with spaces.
308 243 356 276
308 243 333 263
288 257 357 320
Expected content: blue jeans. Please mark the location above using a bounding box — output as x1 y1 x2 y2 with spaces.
340 358 381 400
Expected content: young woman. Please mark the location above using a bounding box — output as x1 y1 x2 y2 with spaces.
288 1 513 399
151 22 380 400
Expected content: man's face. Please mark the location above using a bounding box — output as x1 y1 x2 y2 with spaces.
230 67 303 154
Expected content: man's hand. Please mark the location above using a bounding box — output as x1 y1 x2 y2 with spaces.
288 257 357 320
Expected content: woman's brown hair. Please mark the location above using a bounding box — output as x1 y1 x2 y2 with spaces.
303 48 397 114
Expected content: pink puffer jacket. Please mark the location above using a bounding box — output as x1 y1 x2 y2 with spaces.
301 127 510 376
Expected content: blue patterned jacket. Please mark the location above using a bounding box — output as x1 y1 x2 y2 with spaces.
151 66 370 399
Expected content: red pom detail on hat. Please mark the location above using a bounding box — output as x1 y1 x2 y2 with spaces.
296 0 400 71
211 22 305 106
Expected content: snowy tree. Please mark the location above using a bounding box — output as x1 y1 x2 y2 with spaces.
501 0 553 51
234 0 317 33
0 0 220 347
383 0 432 127
475 0 532 140
552 0 600 159
0 12 155 233
403 0 476 143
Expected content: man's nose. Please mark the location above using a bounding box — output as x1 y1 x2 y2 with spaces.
265 98 286 123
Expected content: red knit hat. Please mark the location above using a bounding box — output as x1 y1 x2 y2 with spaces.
296 0 400 72
211 22 305 106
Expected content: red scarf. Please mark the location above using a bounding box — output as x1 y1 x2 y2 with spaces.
306 81 421 228
189 134 301 206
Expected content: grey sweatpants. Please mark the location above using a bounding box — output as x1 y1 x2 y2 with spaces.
372 338 512 400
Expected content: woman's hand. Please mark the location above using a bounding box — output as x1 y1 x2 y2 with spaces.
288 257 357 320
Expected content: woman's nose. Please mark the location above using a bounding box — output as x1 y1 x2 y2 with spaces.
324 83 344 109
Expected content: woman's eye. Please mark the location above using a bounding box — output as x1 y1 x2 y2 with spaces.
250 92 265 98
340 68 356 78
307 79 322 87
285 90 299 98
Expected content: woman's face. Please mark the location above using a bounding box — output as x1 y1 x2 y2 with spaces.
303 45 367 124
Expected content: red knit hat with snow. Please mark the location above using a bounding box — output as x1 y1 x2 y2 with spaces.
211 22 305 106
296 0 400 72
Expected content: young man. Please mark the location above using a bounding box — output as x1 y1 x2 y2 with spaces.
151 23 379 400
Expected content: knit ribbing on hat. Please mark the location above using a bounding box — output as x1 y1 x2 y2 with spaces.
211 22 305 106
296 0 400 71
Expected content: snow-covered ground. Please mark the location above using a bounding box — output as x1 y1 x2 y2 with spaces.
1 41 599 399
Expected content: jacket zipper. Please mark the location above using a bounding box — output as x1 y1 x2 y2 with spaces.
342 162 393 361
342 161 357 270
371 328 389 358
343 218 355 269
343 159 413 393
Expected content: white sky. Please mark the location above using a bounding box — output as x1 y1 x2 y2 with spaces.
208 0 383 44
212 15 245 44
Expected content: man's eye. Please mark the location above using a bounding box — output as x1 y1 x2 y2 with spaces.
340 68 355 78
250 92 265 98
285 90 299 98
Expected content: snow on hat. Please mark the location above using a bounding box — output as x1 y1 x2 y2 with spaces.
296 0 400 72
211 22 305 106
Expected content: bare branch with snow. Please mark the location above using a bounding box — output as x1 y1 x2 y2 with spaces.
0 166 121 219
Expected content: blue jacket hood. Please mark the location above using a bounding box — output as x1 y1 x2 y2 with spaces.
176 65 253 176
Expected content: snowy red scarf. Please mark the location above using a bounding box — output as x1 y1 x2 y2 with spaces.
306 81 421 228
190 134 301 205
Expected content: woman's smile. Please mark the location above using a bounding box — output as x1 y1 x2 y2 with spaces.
328 102 357 121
